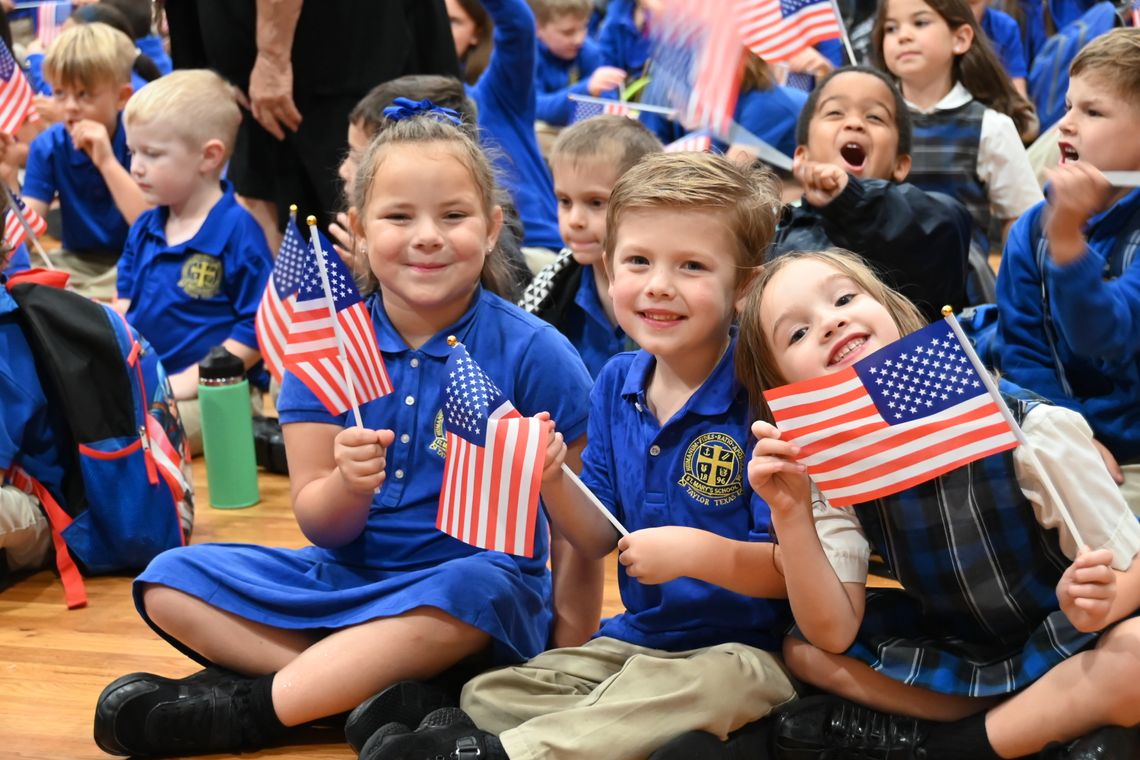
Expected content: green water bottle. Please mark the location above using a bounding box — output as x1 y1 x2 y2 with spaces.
198 346 260 509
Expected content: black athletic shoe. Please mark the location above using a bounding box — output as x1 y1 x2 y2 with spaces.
345 680 456 753
93 668 272 757
772 695 928 759
1039 725 1140 760
359 707 508 760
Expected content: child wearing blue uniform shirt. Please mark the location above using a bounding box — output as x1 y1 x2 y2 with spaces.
597 0 651 79
519 115 661 378
102 0 175 76
23 22 149 301
115 70 272 455
739 248 1140 760
772 67 973 322
359 153 796 760
531 0 626 127
726 51 809 163
969 0 1029 94
92 113 596 758
997 29 1140 513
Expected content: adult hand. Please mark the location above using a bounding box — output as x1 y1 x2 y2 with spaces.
248 52 302 140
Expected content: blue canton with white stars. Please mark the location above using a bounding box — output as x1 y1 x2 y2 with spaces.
295 229 361 310
271 222 311 299
781 0 829 15
0 41 17 81
853 323 986 423
443 346 510 447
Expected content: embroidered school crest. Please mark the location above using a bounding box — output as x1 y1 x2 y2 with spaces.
430 408 448 458
678 432 744 506
178 253 223 299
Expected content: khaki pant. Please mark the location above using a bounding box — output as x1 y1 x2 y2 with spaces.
0 485 51 573
1121 464 1140 517
460 636 795 760
53 249 119 303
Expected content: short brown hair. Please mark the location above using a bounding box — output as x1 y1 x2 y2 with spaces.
549 115 662 179
1070 28 1140 110
735 249 927 421
528 0 591 25
605 152 780 284
43 22 135 90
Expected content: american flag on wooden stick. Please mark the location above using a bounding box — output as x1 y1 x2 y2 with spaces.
0 38 36 134
3 191 47 250
763 319 1019 506
437 341 546 557
739 0 844 63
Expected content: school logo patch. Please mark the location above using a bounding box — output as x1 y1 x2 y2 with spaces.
178 253 223 299
430 408 448 458
678 432 743 506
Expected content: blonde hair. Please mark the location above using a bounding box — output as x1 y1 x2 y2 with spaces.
605 152 781 285
549 115 662 178
528 0 591 25
124 70 241 158
43 22 136 90
350 115 514 297
736 249 927 422
1070 28 1140 110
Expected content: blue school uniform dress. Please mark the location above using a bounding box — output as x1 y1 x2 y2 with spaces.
997 187 1140 464
133 288 593 665
469 0 562 250
0 280 67 503
23 116 132 256
981 7 1028 81
535 38 608 126
836 389 1104 696
580 342 791 652
116 182 273 381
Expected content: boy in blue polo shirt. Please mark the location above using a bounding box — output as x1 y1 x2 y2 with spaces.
115 70 272 454
360 153 796 760
23 22 150 301
530 0 626 127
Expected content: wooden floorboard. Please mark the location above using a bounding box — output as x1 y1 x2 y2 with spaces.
0 460 626 759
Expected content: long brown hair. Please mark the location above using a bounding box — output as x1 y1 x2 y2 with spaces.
871 0 1038 141
455 0 493 85
736 249 928 423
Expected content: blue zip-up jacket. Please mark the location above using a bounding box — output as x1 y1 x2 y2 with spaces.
535 38 610 126
996 187 1140 462
469 0 561 250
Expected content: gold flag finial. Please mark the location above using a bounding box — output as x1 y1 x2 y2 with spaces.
289 204 298 215
306 215 317 226
941 305 953 318
447 335 458 347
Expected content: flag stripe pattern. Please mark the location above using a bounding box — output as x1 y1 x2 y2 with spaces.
0 38 36 134
763 320 1019 506
3 193 48 250
739 0 844 63
37 1 71 48
664 131 713 152
569 97 640 123
437 345 544 557
255 222 392 414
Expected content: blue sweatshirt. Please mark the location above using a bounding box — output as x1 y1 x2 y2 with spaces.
535 37 609 126
996 187 1140 462
469 0 561 250
597 0 650 76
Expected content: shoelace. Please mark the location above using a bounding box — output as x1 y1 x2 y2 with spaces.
823 701 928 760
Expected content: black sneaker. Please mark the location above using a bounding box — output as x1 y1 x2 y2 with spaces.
359 707 508 760
253 415 288 474
345 680 456 753
1039 725 1140 760
93 668 274 757
773 695 928 759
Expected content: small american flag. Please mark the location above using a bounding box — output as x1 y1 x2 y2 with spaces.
763 319 1019 507
255 222 391 414
4 192 47 250
664 131 713 152
437 343 546 557
569 96 640 123
0 38 35 135
37 1 71 48
740 0 844 63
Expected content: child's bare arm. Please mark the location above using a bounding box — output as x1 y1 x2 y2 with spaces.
549 435 605 647
70 120 150 224
284 421 394 547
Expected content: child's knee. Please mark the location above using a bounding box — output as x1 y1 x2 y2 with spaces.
1098 620 1140 710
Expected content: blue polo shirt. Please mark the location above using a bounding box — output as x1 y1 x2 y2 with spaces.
117 182 272 376
981 7 1028 80
276 286 593 573
23 116 132 255
0 281 67 502
562 265 629 379
581 342 791 652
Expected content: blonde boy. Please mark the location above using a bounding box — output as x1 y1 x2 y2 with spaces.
117 70 272 453
23 22 148 300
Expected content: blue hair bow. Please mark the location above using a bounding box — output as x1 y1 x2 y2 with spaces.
383 97 462 126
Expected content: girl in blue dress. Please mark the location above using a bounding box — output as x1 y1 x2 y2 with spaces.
92 112 595 758
737 249 1140 759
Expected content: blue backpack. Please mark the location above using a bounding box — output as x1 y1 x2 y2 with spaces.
1028 1 1118 132
5 280 193 608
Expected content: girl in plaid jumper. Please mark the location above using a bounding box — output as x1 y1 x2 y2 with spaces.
738 249 1140 759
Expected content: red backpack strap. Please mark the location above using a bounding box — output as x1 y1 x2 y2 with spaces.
5 467 87 609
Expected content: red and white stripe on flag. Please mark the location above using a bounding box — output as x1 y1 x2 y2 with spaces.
763 321 1019 506
0 41 35 135
438 406 545 558
665 133 713 152
688 2 745 137
255 277 289 383
3 198 47 250
738 0 844 63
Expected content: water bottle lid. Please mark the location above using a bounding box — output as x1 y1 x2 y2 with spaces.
198 345 245 382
